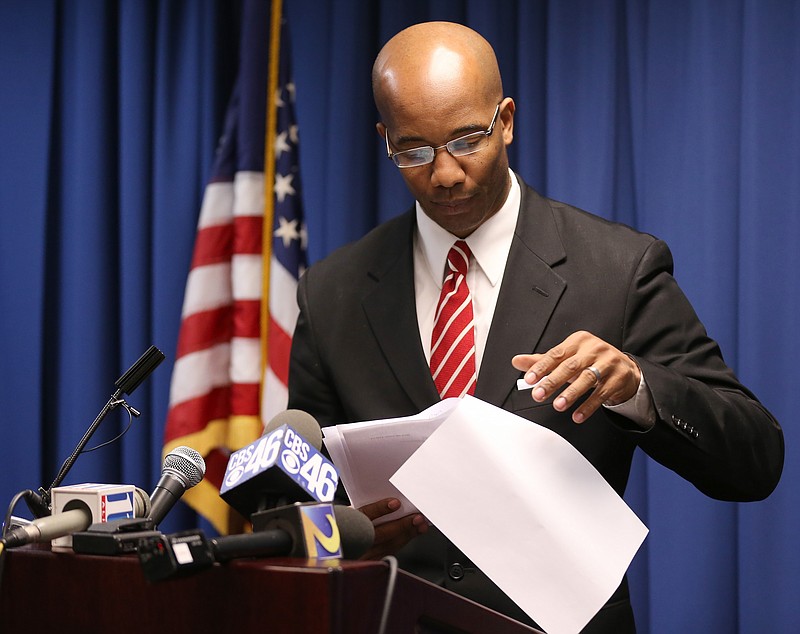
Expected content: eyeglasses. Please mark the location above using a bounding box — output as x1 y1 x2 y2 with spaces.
384 103 502 168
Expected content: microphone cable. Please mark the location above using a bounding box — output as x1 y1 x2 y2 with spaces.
377 555 399 634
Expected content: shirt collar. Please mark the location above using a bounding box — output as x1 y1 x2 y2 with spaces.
416 169 521 288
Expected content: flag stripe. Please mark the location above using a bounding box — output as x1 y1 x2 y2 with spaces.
268 257 300 333
191 224 232 269
182 264 233 317
197 181 234 228
267 313 292 385
176 306 233 358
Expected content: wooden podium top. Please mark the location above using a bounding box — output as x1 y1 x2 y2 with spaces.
0 545 540 633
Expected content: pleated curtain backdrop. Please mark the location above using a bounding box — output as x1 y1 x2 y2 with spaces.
1 1 798 632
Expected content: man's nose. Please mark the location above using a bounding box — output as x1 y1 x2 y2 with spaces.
430 147 466 188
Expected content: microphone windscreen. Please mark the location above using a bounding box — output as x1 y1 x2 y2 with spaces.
333 505 375 560
265 410 322 450
163 446 206 486
133 487 151 518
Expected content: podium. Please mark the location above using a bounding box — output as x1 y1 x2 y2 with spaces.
0 545 542 633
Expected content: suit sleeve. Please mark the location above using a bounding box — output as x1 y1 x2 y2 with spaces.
287 268 347 428
617 239 784 501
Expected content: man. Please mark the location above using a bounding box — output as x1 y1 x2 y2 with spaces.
288 21 783 632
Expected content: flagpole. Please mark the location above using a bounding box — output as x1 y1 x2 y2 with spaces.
261 0 283 414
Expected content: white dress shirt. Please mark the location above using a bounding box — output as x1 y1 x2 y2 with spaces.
413 169 654 428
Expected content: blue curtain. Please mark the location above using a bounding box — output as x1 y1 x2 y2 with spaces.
1 1 797 631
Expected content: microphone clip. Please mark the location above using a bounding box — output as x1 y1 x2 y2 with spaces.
109 396 142 418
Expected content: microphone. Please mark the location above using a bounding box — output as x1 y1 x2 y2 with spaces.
149 446 206 527
331 504 375 560
30 346 167 519
137 502 374 582
219 410 339 519
2 484 149 549
114 345 165 396
133 485 152 519
264 409 323 449
2 508 92 549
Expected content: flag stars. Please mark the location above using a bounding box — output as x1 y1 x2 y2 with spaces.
274 216 300 248
289 124 299 144
274 172 295 203
275 130 291 158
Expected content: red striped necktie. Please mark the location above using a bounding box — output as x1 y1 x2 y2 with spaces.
430 240 477 398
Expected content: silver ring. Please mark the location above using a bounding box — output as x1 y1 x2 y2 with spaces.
587 366 602 384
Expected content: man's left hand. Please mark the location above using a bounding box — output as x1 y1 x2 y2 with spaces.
512 330 641 423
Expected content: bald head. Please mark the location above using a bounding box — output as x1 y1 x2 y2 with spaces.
372 22 503 125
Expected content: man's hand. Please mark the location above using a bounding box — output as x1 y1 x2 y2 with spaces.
357 497 429 560
512 330 641 423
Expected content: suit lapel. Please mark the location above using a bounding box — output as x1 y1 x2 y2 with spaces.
361 212 441 412
359 181 567 412
476 182 567 407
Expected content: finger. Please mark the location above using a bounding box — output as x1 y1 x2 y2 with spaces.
526 333 595 390
362 513 428 559
551 366 604 414
572 384 615 423
358 497 401 521
511 353 541 373
531 353 591 402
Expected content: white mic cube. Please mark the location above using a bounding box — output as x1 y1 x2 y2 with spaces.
51 483 136 549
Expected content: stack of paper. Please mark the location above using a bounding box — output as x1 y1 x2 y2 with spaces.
322 396 648 634
321 398 459 524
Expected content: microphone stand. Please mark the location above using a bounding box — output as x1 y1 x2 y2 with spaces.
26 346 165 518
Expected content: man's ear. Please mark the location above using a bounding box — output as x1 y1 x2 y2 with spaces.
376 122 387 138
499 97 515 146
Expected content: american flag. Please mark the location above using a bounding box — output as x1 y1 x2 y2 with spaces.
162 1 305 535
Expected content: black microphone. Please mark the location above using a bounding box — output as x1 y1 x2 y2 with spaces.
29 346 166 519
137 503 375 582
149 446 206 527
114 345 165 395
2 486 150 549
219 410 339 519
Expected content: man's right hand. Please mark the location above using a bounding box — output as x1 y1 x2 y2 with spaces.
357 497 429 559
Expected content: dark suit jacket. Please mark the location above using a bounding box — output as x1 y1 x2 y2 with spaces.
288 176 783 632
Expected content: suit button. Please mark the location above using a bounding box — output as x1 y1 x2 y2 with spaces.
449 563 465 581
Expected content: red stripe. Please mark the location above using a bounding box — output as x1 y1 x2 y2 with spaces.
230 383 260 417
233 216 263 255
164 386 232 442
191 224 233 269
202 449 232 490
163 383 262 444
233 299 261 339
267 315 292 385
175 307 233 359
187 216 263 270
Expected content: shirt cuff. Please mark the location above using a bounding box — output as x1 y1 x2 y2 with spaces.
602 366 656 430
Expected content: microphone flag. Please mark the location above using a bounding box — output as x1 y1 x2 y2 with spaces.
220 423 338 518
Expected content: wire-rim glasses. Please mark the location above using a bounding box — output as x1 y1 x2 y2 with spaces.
384 103 502 168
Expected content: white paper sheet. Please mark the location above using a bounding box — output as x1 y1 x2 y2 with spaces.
389 396 648 634
322 398 460 524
